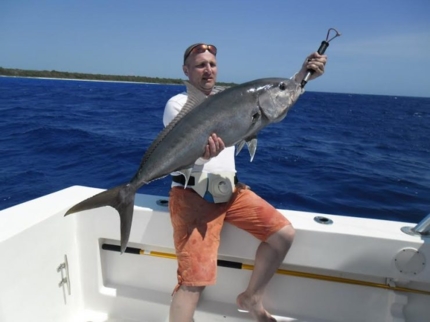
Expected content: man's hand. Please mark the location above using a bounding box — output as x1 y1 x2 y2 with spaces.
202 133 225 160
295 52 327 83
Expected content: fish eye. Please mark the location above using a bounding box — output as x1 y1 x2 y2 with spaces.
279 82 286 90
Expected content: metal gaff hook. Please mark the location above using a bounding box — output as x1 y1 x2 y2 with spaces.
301 27 341 88
326 28 341 43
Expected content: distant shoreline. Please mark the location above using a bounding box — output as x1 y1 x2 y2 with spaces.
1 68 427 98
0 67 237 87
0 75 178 86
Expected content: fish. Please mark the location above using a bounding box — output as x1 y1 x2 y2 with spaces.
64 77 303 253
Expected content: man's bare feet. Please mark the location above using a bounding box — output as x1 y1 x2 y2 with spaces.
236 292 277 322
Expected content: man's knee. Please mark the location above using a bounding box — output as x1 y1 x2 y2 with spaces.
180 285 205 294
283 224 295 240
267 224 295 250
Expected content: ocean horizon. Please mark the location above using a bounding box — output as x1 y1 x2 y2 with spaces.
2 75 428 99
1 76 429 224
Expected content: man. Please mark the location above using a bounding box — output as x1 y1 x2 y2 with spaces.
163 43 327 322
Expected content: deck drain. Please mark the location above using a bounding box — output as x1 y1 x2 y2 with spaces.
314 216 333 225
156 199 169 207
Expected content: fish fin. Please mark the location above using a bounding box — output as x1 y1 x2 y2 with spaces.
64 184 136 254
137 82 208 169
178 168 193 188
166 81 206 125
247 138 258 162
236 137 258 161
183 81 207 111
235 140 246 156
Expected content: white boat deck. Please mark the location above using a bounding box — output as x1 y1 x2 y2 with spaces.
1 186 429 322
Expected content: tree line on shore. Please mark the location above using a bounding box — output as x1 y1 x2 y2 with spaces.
0 67 236 87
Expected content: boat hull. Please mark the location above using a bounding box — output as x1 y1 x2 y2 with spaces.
0 186 429 321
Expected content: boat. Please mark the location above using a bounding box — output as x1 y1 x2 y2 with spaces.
1 185 429 321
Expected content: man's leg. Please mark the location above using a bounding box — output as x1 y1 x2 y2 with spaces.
236 225 295 321
168 187 228 322
225 186 295 321
170 285 205 322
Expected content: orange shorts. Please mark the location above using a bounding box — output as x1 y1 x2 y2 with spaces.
168 183 291 289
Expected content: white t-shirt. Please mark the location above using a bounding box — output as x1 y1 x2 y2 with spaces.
163 92 237 179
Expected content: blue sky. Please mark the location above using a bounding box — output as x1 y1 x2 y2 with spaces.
1 0 429 97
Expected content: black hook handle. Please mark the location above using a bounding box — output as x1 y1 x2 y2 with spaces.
300 28 341 88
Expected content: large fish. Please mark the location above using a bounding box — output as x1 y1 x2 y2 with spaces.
65 78 303 252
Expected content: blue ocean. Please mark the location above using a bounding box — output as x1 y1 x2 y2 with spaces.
1 76 429 224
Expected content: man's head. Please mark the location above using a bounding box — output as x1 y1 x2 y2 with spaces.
182 43 218 95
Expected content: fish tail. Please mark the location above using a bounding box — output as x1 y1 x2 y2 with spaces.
64 184 136 253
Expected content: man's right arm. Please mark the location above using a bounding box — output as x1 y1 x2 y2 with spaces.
163 97 183 127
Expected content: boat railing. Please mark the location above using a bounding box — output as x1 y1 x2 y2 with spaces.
401 213 430 237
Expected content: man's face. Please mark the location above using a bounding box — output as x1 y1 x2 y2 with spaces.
183 51 217 95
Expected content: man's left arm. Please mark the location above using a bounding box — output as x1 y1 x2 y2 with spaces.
293 52 327 84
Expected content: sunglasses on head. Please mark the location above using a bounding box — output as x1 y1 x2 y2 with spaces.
183 44 217 63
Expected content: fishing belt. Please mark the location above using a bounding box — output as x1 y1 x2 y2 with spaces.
172 172 238 203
